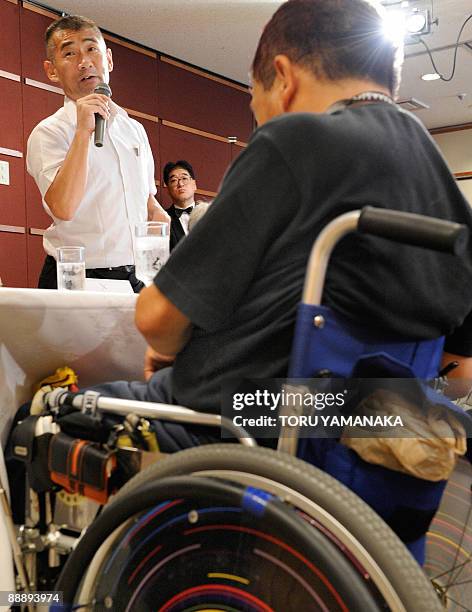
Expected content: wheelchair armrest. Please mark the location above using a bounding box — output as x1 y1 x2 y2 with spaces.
44 390 258 448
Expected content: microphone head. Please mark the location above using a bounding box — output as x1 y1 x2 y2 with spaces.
94 82 112 97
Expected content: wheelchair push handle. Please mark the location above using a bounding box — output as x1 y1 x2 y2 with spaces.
359 206 469 255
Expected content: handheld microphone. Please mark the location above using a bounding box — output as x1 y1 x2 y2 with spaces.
93 82 112 147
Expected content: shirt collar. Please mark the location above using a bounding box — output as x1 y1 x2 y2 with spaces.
63 96 125 125
174 201 195 208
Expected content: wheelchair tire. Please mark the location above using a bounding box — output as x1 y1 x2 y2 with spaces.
112 443 442 612
56 475 385 611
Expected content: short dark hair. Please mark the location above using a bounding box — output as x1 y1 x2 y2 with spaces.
252 0 402 95
163 160 195 185
45 15 103 60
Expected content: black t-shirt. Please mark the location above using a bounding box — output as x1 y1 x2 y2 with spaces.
155 104 472 412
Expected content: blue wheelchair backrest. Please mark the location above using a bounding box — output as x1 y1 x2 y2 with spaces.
290 302 464 565
289 303 445 380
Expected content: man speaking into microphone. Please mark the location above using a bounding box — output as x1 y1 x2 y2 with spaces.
27 15 169 291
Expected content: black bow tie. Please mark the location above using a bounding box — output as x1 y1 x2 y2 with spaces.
174 206 194 218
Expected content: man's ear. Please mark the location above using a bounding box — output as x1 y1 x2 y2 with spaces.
273 55 298 112
44 60 60 83
106 48 113 73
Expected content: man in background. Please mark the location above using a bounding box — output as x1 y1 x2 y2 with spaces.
27 15 168 291
163 160 199 251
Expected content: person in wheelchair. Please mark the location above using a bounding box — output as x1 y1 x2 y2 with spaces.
91 0 472 446
77 0 472 571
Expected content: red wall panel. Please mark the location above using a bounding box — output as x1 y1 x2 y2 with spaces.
157 59 253 142
0 231 27 287
0 78 23 152
105 41 158 116
20 5 54 84
158 123 231 207
231 143 246 164
0 154 26 227
0 0 21 74
22 84 63 149
158 189 173 209
26 233 45 287
159 188 171 209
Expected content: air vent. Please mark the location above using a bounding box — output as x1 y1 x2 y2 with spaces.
396 97 430 111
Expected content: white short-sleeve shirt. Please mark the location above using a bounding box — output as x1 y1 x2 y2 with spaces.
26 98 157 268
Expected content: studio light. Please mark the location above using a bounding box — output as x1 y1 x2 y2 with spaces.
382 10 407 45
382 6 432 44
405 9 430 36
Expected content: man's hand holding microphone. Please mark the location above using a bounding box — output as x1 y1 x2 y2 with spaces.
75 82 111 145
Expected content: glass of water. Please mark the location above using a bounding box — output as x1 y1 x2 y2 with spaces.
56 246 86 291
135 221 170 286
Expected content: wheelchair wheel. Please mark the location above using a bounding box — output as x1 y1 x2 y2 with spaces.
56 475 384 611
425 458 472 611
107 444 442 612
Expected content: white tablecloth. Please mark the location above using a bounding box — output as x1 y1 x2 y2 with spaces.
0 288 147 447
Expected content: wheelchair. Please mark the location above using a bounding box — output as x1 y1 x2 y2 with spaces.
4 207 472 611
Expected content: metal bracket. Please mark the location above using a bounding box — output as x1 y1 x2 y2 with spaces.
81 391 101 416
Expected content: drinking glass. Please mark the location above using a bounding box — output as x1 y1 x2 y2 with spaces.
135 221 170 286
56 246 86 291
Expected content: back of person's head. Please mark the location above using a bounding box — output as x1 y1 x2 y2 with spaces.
252 0 403 96
163 160 196 186
45 15 103 60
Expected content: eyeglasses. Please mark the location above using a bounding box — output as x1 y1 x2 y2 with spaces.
168 175 193 187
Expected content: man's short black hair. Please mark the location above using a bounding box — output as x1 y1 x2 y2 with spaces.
252 0 402 96
163 160 195 185
45 15 103 60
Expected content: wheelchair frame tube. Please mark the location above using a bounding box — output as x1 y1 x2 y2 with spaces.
70 395 257 448
280 209 363 454
302 211 360 306
286 207 468 455
0 485 31 595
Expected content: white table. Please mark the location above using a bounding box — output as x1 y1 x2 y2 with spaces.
0 287 147 596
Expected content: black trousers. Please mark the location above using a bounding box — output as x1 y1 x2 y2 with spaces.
38 255 144 293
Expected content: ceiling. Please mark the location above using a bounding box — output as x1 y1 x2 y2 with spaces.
41 0 472 130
